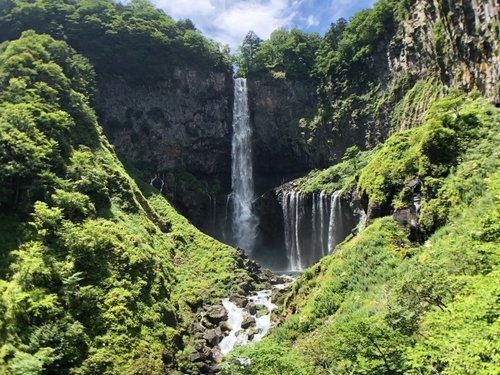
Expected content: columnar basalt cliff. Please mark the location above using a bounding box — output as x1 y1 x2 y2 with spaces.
246 76 318 185
96 68 234 175
390 0 499 103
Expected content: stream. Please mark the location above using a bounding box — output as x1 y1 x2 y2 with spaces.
219 278 293 355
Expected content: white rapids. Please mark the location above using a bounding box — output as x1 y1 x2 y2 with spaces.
219 290 277 355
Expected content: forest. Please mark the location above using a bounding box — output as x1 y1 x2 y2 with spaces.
0 0 498 374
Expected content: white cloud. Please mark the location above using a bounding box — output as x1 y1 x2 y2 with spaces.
305 15 319 29
151 0 302 50
148 0 377 50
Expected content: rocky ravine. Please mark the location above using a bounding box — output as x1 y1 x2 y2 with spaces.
183 251 294 374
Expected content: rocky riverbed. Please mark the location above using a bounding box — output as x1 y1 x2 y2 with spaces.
185 272 295 374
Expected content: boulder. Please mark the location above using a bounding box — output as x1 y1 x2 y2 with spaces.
203 328 223 347
229 295 248 308
238 281 252 293
241 316 255 330
206 305 227 325
256 306 268 318
247 302 257 315
189 352 204 363
218 321 231 333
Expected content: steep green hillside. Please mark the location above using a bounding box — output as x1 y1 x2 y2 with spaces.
223 95 500 374
0 0 232 82
0 31 251 375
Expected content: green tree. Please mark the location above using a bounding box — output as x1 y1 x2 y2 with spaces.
237 30 263 76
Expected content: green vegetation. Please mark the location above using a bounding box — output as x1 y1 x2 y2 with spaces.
391 78 443 130
358 93 499 233
237 28 321 79
0 31 249 374
292 145 381 194
0 1 498 374
223 93 500 374
0 0 233 83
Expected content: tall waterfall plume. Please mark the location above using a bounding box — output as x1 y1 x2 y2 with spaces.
230 78 258 253
327 190 343 251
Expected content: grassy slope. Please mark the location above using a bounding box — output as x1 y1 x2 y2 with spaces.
223 94 499 374
289 145 381 195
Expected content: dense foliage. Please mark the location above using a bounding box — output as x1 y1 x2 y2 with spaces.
0 31 251 374
0 1 498 374
291 145 381 194
237 28 321 79
223 94 500 374
0 0 233 83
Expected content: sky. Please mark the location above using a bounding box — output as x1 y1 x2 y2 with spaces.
149 0 377 50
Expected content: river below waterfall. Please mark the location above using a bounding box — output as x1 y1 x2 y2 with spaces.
217 276 294 357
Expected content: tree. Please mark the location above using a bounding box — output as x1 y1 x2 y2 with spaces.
237 30 263 76
324 18 348 51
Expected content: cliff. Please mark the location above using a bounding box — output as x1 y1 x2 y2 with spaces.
247 76 317 182
391 0 499 103
93 68 234 232
96 68 233 176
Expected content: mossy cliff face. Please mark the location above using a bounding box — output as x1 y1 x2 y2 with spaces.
390 0 499 103
94 68 234 231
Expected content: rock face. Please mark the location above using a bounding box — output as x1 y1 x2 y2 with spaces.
390 0 499 104
206 305 228 325
94 67 234 231
96 67 233 175
247 76 318 182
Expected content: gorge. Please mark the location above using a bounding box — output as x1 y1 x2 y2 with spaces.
0 0 498 374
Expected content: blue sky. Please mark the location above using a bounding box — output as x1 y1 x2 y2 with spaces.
150 0 377 50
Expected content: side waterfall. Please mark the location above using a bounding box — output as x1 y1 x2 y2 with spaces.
281 190 361 271
230 78 258 253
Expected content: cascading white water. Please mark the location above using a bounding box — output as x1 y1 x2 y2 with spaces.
281 189 356 271
230 78 258 253
219 289 278 355
282 191 304 271
319 191 328 257
357 206 367 235
327 190 343 252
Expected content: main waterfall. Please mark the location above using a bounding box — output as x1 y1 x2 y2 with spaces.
229 78 258 253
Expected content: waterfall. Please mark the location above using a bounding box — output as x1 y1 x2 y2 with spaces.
357 207 367 235
319 191 328 257
230 78 258 253
282 191 304 271
281 189 358 271
327 190 343 252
